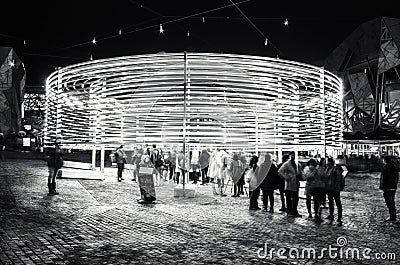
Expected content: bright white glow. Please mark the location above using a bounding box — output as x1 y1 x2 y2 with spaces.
92 37 96 44
119 29 122 35
8 60 15 68
202 17 205 23
23 40 26 45
284 18 289 26
44 52 342 151
187 30 190 37
90 55 93 61
265 38 268 46
159 24 164 34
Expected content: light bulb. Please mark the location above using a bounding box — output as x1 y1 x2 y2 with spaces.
284 18 289 26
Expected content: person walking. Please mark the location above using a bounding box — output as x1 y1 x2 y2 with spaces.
259 153 279 213
115 145 127 182
379 156 399 223
278 152 302 217
247 155 261 210
150 145 162 186
277 155 290 212
46 139 63 196
325 157 344 226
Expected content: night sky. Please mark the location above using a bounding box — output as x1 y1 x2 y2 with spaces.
1 0 398 87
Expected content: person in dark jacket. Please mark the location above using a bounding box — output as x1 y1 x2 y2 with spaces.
199 149 210 185
259 154 279 213
46 139 63 196
325 157 344 226
115 145 127 182
303 158 326 222
380 156 399 222
277 155 290 212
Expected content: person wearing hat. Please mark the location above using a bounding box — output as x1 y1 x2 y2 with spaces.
115 145 127 182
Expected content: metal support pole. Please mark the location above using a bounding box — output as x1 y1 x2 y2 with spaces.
255 113 259 156
91 146 96 170
182 51 187 192
100 146 105 173
278 147 283 164
294 150 299 165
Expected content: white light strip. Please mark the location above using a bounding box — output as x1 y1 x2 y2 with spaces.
44 52 342 151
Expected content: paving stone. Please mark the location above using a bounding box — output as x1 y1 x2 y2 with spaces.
1 159 400 264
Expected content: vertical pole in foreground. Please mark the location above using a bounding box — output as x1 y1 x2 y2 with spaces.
100 146 105 173
91 146 96 170
321 68 326 158
182 51 187 194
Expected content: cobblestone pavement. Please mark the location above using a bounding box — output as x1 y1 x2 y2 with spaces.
1 159 399 264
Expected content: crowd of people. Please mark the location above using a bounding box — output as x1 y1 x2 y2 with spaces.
44 142 399 224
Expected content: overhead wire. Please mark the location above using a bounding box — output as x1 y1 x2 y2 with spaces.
228 0 284 57
50 0 252 53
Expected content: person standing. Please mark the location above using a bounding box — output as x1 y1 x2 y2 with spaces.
379 156 399 222
215 148 228 196
169 150 177 182
278 152 302 217
236 153 247 196
247 155 261 210
325 157 344 226
199 149 210 185
277 155 290 212
46 139 63 196
115 145 127 182
131 147 142 181
177 150 187 185
303 158 326 222
259 153 279 213
231 153 245 197
190 149 201 184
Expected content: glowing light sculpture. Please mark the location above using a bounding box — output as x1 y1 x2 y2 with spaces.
44 52 342 154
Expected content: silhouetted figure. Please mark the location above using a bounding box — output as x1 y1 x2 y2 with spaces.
380 156 399 222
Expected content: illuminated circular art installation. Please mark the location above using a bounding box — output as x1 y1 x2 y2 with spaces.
45 52 342 153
